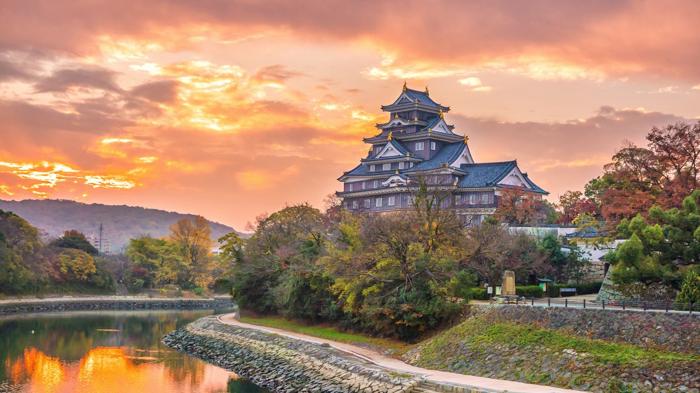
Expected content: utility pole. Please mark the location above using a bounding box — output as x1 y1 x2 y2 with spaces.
98 223 103 255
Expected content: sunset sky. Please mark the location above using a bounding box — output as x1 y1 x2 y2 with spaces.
1 1 699 230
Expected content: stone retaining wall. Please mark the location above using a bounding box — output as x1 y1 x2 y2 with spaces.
0 297 234 315
473 305 700 353
163 316 422 393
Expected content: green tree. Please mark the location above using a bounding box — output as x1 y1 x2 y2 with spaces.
675 269 700 307
51 230 98 255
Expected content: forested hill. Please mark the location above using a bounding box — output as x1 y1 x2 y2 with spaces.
0 199 238 253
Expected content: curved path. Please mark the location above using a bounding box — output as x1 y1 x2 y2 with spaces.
217 313 584 393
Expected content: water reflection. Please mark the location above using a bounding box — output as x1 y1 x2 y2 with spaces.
0 310 266 393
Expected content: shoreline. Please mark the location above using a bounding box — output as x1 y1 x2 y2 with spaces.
163 313 583 393
0 295 234 315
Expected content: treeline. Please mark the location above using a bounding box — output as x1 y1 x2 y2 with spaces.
552 121 700 303
225 184 587 341
0 211 227 296
0 210 113 294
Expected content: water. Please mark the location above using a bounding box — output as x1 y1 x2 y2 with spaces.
0 309 267 393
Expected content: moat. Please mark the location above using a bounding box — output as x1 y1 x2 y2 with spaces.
0 309 267 393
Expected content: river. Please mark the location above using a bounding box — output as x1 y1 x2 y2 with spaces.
0 309 267 393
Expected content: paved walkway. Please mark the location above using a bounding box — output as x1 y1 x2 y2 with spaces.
217 314 584 393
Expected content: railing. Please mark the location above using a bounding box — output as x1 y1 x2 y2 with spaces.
493 297 699 314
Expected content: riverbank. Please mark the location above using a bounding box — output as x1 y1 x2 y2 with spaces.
0 295 234 315
404 306 700 393
164 313 584 393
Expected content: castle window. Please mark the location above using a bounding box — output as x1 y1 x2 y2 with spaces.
431 141 437 150
352 200 358 209
373 180 379 188
364 199 371 208
398 162 404 169
382 163 391 171
415 142 424 151
481 193 489 204
369 164 375 172
469 193 477 204
375 197 383 207
362 182 366 190
348 183 353 192
388 196 395 206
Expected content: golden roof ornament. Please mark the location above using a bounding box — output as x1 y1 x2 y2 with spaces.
387 131 393 141
464 134 469 144
402 81 407 92
425 86 429 96
439 110 444 119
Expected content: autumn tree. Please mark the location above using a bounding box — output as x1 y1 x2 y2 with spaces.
494 188 551 226
169 216 213 288
585 121 700 223
461 221 550 286
58 249 97 282
231 204 331 317
558 190 598 224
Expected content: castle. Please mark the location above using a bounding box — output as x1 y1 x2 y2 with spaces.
337 84 547 224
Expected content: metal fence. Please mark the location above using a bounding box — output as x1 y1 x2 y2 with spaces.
496 297 700 314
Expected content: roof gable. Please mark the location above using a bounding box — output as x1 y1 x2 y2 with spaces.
498 167 530 188
375 140 409 159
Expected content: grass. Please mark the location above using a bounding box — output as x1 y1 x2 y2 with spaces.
417 316 700 367
238 315 411 354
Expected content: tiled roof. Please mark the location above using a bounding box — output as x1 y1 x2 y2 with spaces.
387 139 409 156
457 161 517 188
404 142 466 171
403 88 443 108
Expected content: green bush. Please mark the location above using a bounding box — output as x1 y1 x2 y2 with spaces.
193 286 205 296
516 285 544 298
469 287 489 300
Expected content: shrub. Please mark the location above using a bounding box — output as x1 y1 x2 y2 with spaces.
516 285 544 298
193 286 205 296
469 287 489 300
676 270 700 308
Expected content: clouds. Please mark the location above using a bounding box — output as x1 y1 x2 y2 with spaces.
34 67 121 93
1 1 698 228
2 1 699 81
130 80 179 103
453 106 687 197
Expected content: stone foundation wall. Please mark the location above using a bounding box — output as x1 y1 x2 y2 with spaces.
0 297 234 315
472 305 700 353
163 316 422 393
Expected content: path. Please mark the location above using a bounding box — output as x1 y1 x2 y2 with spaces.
217 313 584 393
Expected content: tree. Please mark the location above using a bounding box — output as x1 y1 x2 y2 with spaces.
495 188 549 226
582 121 700 224
170 216 213 288
558 191 598 225
461 221 550 286
58 249 97 282
675 270 700 307
231 204 330 317
125 236 183 289
51 230 99 255
0 210 42 293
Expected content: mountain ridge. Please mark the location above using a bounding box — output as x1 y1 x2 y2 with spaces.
0 199 239 253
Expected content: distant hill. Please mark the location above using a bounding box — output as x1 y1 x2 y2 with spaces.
0 199 238 253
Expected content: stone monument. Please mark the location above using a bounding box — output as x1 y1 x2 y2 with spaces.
502 270 516 296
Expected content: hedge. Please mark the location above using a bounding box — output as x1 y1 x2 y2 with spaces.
515 285 544 298
470 288 489 300
546 282 603 297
